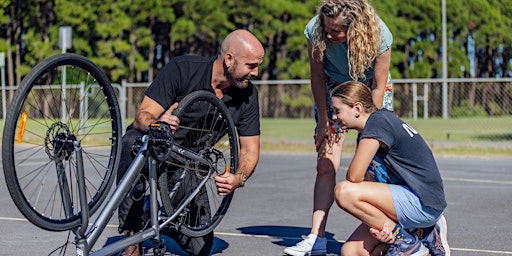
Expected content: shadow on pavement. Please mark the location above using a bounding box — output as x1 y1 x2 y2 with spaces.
238 225 343 255
103 234 229 255
103 226 343 255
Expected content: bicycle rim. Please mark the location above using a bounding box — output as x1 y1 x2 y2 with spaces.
2 53 122 231
159 90 239 237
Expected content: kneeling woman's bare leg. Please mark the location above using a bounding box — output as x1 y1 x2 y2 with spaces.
335 181 397 255
342 223 390 256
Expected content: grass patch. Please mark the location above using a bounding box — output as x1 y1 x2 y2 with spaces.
404 116 512 142
261 117 512 143
2 117 510 156
428 145 512 157
260 117 512 156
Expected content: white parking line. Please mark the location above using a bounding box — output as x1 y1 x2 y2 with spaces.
3 216 512 255
0 216 119 228
443 177 512 185
216 231 512 255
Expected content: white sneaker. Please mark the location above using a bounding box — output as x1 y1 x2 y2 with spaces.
284 234 327 256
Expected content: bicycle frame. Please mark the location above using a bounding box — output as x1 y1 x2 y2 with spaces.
71 134 215 256
1 55 238 256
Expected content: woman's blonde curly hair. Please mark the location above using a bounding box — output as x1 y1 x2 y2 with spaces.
311 0 381 81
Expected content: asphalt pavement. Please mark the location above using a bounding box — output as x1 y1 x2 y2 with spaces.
1 152 512 255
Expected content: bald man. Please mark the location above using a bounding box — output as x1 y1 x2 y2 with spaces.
118 29 264 256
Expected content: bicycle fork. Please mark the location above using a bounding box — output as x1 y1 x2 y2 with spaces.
147 158 166 255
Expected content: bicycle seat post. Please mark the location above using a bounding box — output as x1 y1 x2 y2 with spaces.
74 140 90 236
148 156 165 255
74 140 90 255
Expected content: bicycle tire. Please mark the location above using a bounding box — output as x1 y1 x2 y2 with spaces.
2 53 122 231
158 90 239 237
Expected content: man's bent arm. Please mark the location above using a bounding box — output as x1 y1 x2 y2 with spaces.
133 96 166 131
237 135 260 179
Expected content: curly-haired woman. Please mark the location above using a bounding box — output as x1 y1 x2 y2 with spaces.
284 0 393 255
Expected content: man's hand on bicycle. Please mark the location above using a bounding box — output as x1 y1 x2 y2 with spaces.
214 172 244 196
158 102 180 132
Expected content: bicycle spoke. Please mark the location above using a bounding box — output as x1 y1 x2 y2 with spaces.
2 54 121 231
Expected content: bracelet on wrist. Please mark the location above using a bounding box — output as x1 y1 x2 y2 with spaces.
237 172 247 188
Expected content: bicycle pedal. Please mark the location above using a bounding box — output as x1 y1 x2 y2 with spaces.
130 183 145 201
151 239 166 256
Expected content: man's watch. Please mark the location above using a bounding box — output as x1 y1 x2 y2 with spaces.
237 172 247 188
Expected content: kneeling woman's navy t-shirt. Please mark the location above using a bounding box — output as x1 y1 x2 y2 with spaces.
359 109 447 211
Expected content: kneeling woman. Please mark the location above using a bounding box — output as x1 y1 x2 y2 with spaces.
331 81 450 256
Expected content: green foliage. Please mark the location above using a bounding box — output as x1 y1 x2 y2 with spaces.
408 59 433 78
134 53 149 72
171 18 197 42
0 3 9 25
487 102 507 116
451 100 487 118
0 0 511 84
283 86 313 108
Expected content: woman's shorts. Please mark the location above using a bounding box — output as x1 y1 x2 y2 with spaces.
389 184 443 229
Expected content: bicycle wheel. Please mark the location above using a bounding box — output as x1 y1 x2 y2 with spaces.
2 53 122 231
158 90 239 237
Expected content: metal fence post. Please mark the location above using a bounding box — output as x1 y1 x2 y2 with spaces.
120 80 127 133
442 0 448 119
413 82 418 120
423 83 429 119
59 26 72 123
0 52 5 121
0 52 7 121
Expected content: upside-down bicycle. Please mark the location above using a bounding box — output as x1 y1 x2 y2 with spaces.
2 53 239 255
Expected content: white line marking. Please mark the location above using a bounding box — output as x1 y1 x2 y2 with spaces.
215 232 512 255
3 218 512 254
0 216 118 228
443 177 512 185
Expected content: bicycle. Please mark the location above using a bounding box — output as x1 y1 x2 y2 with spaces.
2 53 239 255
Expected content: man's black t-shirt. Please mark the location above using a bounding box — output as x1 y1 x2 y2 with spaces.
144 55 260 137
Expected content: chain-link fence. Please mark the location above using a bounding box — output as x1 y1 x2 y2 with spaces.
1 78 511 142
254 78 512 119
265 79 511 140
